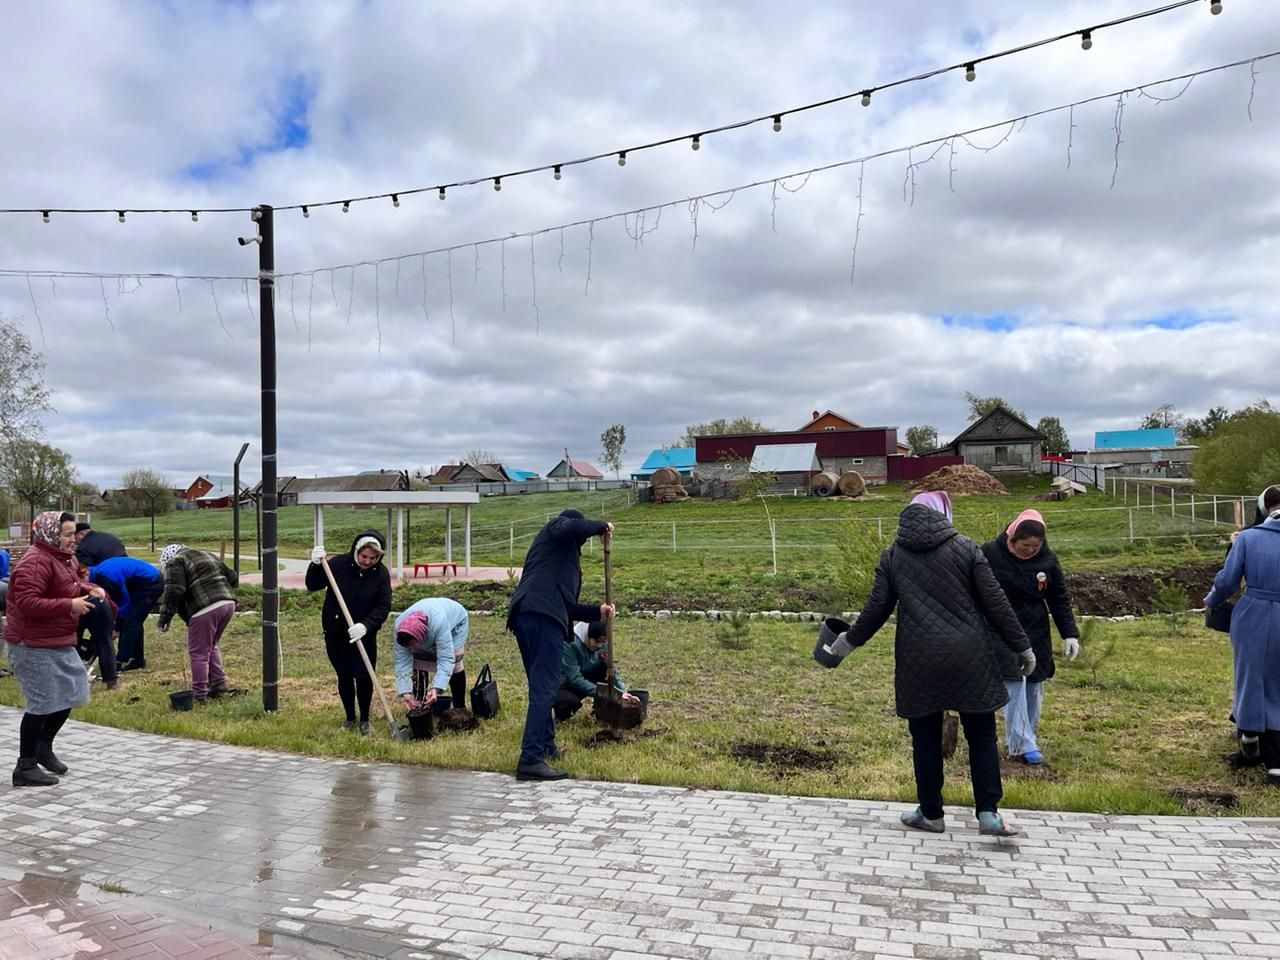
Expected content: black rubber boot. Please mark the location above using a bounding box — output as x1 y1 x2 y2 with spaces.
34 741 67 775
12 758 59 787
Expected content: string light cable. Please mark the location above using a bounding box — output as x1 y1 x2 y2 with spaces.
0 0 1224 221
2 48 1272 290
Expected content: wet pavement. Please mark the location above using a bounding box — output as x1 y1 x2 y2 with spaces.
3 708 1280 959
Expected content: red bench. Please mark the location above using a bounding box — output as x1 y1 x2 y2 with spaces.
412 562 458 578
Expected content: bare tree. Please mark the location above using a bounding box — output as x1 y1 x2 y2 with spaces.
461 449 498 466
0 316 53 448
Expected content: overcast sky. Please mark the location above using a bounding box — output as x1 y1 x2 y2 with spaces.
2 0 1278 489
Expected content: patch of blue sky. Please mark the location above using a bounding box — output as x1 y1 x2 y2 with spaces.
182 73 315 182
1140 309 1230 330
938 313 1020 332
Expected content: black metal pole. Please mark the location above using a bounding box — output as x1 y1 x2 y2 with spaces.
233 442 249 577
255 495 262 571
257 205 279 712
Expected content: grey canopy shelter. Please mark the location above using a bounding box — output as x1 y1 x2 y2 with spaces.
296 490 481 579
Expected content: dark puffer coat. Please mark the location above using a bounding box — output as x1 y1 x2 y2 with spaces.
506 510 609 637
980 533 1078 683
847 504 1030 719
304 529 392 640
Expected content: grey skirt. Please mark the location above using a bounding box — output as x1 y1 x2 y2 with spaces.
8 643 90 714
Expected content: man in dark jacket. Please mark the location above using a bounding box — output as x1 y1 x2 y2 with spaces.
507 509 614 780
823 491 1032 836
73 522 127 567
156 544 238 702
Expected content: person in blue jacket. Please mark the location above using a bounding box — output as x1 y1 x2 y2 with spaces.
89 557 164 671
392 597 469 713
506 509 615 781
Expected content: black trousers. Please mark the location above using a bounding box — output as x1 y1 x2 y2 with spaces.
907 710 1003 820
554 662 609 721
76 597 116 683
1238 728 1280 768
413 666 467 709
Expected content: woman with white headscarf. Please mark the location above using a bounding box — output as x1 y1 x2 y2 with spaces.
820 491 1033 836
5 512 104 786
1206 485 1280 781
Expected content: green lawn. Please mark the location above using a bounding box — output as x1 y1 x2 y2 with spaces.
2 605 1264 817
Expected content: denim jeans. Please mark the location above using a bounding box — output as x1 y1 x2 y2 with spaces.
1003 678 1044 757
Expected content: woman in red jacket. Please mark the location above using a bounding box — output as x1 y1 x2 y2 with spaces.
5 511 105 787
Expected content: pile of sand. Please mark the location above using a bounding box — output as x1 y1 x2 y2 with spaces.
909 464 1009 496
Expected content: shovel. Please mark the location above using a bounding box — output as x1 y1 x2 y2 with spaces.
594 532 646 730
320 556 411 741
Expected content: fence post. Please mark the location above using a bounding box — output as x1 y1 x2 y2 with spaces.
509 523 514 557
1124 479 1128 503
877 518 883 540
672 521 677 554
769 519 778 576
1190 495 1196 526
1136 484 1140 509
1129 509 1135 543
1213 495 1219 525
1171 488 1176 519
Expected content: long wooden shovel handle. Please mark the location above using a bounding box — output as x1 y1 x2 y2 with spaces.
602 531 615 684
320 556 399 729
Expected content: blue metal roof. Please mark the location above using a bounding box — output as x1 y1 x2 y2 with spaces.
637 448 696 472
1093 428 1177 449
505 468 539 481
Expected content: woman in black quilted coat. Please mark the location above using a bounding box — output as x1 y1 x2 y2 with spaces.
980 509 1080 766
830 491 1033 836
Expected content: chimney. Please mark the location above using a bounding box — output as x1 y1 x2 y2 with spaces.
811 409 820 420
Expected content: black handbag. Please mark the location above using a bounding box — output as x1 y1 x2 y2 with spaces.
470 663 500 719
1205 601 1234 633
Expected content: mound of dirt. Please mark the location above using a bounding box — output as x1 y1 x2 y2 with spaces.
730 741 838 770
1065 562 1219 617
910 464 1009 497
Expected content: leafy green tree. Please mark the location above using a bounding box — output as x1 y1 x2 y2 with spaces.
904 425 939 456
0 316 53 448
1192 407 1280 494
600 424 627 478
112 467 174 519
0 439 75 522
1036 416 1071 453
677 417 769 449
1183 406 1230 442
964 392 1026 422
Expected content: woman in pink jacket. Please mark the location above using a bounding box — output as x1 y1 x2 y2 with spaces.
5 511 105 787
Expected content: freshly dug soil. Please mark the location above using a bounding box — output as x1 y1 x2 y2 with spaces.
1168 785 1238 810
583 727 665 747
730 741 839 770
910 465 1009 497
437 707 479 732
1065 562 1220 616
999 757 1060 781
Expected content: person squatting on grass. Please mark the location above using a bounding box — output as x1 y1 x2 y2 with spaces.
306 530 392 735
556 620 639 721
1205 485 1280 780
980 509 1080 766
507 509 615 781
393 597 469 714
821 491 1032 837
89 556 164 672
156 544 239 703
5 512 106 787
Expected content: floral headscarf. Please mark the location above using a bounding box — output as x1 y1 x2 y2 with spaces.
159 543 186 566
32 511 66 548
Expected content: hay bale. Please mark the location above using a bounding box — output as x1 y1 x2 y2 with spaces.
810 471 839 497
836 470 866 498
650 467 681 486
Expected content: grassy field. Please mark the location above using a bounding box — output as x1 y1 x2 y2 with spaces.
1 604 1264 817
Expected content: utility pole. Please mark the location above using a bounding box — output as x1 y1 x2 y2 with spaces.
242 206 279 711
232 442 249 577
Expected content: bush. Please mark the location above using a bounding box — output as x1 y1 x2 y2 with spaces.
832 518 885 611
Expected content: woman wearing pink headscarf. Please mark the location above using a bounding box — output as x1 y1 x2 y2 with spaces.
980 509 1080 766
823 490 1033 836
5 512 105 787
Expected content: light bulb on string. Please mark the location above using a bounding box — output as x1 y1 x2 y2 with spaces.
41 210 50 223
617 152 626 166
341 201 350 213
1081 31 1092 50
117 211 126 223
1210 1 1222 14
772 115 782 132
391 194 400 208
190 211 199 222
553 165 562 180
964 63 976 82
861 91 871 107
438 186 446 200
493 177 501 191
691 134 700 150
302 205 310 218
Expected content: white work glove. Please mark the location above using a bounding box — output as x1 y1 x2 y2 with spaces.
310 546 326 564
831 631 856 658
348 623 367 644
1018 648 1037 677
1063 637 1080 661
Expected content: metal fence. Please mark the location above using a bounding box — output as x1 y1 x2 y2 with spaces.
420 479 633 496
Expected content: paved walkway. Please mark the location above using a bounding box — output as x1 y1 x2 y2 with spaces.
2 709 1280 959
